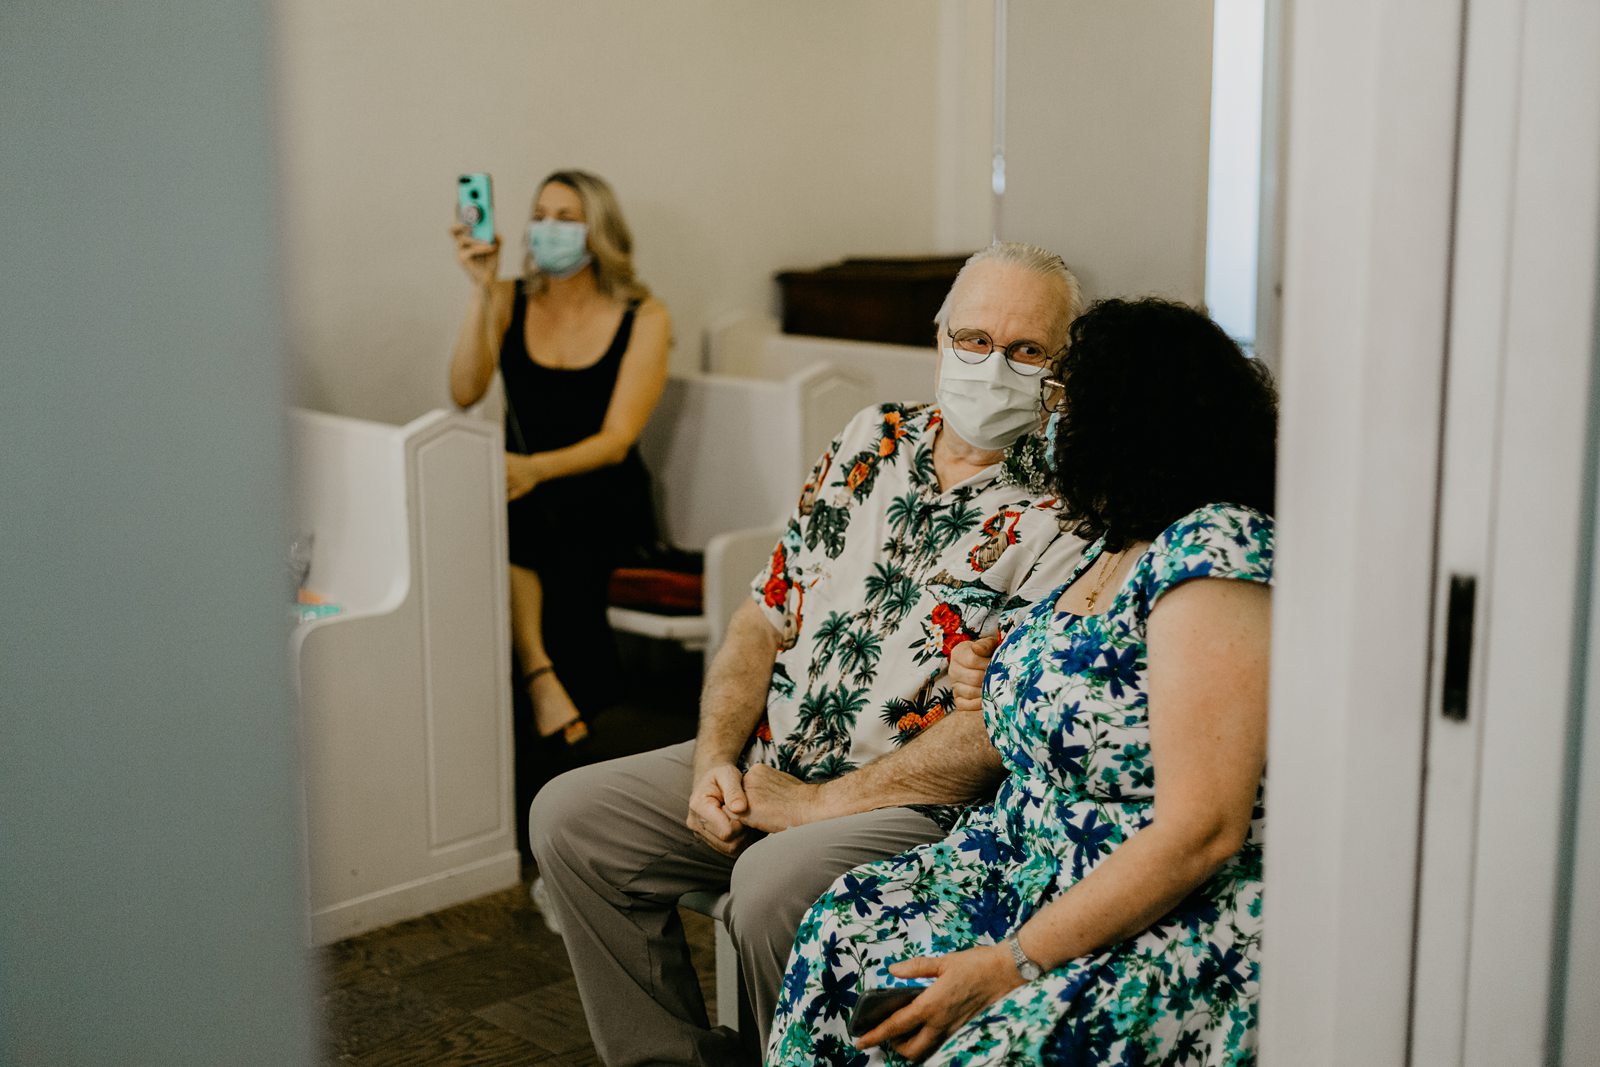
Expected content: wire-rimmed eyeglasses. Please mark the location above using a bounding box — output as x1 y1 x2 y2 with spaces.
946 327 1061 378
1040 376 1067 414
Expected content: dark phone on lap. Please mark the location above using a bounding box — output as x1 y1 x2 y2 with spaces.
848 981 932 1038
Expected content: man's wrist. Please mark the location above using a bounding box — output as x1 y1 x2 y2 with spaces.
809 778 849 823
693 753 740 780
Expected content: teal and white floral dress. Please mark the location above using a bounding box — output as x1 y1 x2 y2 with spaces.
766 503 1274 1066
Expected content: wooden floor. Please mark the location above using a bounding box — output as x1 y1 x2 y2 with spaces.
316 872 719 1065
317 633 711 1064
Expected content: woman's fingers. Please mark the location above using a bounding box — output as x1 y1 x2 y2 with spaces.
451 229 500 287
888 957 942 979
856 993 948 1063
892 1024 949 1063
855 995 930 1050
449 223 498 254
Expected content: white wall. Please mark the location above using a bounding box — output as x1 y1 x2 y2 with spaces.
275 0 950 425
1003 0 1216 304
275 1 1221 425
1204 0 1266 343
936 0 1001 253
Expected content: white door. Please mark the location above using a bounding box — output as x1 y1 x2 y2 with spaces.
1419 1 1600 1061
1264 0 1600 1062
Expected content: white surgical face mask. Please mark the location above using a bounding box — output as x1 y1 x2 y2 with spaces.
935 348 1043 451
527 219 592 278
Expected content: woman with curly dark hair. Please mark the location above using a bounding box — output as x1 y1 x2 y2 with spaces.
768 298 1277 1065
1049 297 1276 550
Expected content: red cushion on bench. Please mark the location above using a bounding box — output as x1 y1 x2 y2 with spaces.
608 568 704 616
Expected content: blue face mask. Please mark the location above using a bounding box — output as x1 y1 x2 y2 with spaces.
1044 410 1063 474
527 219 592 278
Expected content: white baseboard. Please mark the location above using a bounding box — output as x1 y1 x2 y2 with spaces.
308 849 522 946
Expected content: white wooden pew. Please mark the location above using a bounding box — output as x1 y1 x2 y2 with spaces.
290 408 520 945
705 312 935 406
608 361 870 653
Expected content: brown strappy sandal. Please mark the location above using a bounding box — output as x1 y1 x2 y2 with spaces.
524 664 590 747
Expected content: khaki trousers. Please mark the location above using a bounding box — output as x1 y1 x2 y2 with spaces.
528 740 944 1066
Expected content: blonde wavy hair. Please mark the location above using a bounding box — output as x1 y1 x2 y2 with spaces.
934 241 1083 345
522 169 651 303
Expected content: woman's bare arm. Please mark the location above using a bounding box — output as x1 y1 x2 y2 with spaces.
1011 577 1272 968
447 224 512 408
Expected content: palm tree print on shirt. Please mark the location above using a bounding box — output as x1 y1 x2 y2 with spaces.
743 403 1084 791
880 681 956 746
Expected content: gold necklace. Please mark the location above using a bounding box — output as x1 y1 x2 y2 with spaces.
1082 548 1126 613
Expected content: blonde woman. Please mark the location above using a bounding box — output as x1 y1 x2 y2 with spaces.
449 169 671 754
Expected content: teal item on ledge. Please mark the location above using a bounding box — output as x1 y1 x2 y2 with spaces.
293 603 342 624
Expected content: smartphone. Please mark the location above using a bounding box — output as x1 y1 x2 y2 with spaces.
457 172 495 243
847 979 933 1038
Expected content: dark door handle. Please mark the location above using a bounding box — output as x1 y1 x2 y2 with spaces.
1441 573 1476 721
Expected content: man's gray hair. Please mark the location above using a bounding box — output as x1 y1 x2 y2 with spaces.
933 241 1084 341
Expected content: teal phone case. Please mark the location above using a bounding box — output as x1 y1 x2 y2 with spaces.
457 172 494 243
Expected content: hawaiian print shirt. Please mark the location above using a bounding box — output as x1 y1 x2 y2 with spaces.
745 402 1085 785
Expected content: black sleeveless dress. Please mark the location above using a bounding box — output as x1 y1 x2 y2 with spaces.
501 287 657 715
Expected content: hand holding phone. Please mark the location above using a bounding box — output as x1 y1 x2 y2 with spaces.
847 978 933 1038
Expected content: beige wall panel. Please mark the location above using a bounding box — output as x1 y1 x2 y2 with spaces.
275 0 944 423
1003 1 1215 303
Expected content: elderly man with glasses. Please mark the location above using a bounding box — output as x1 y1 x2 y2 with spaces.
529 241 1087 1066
